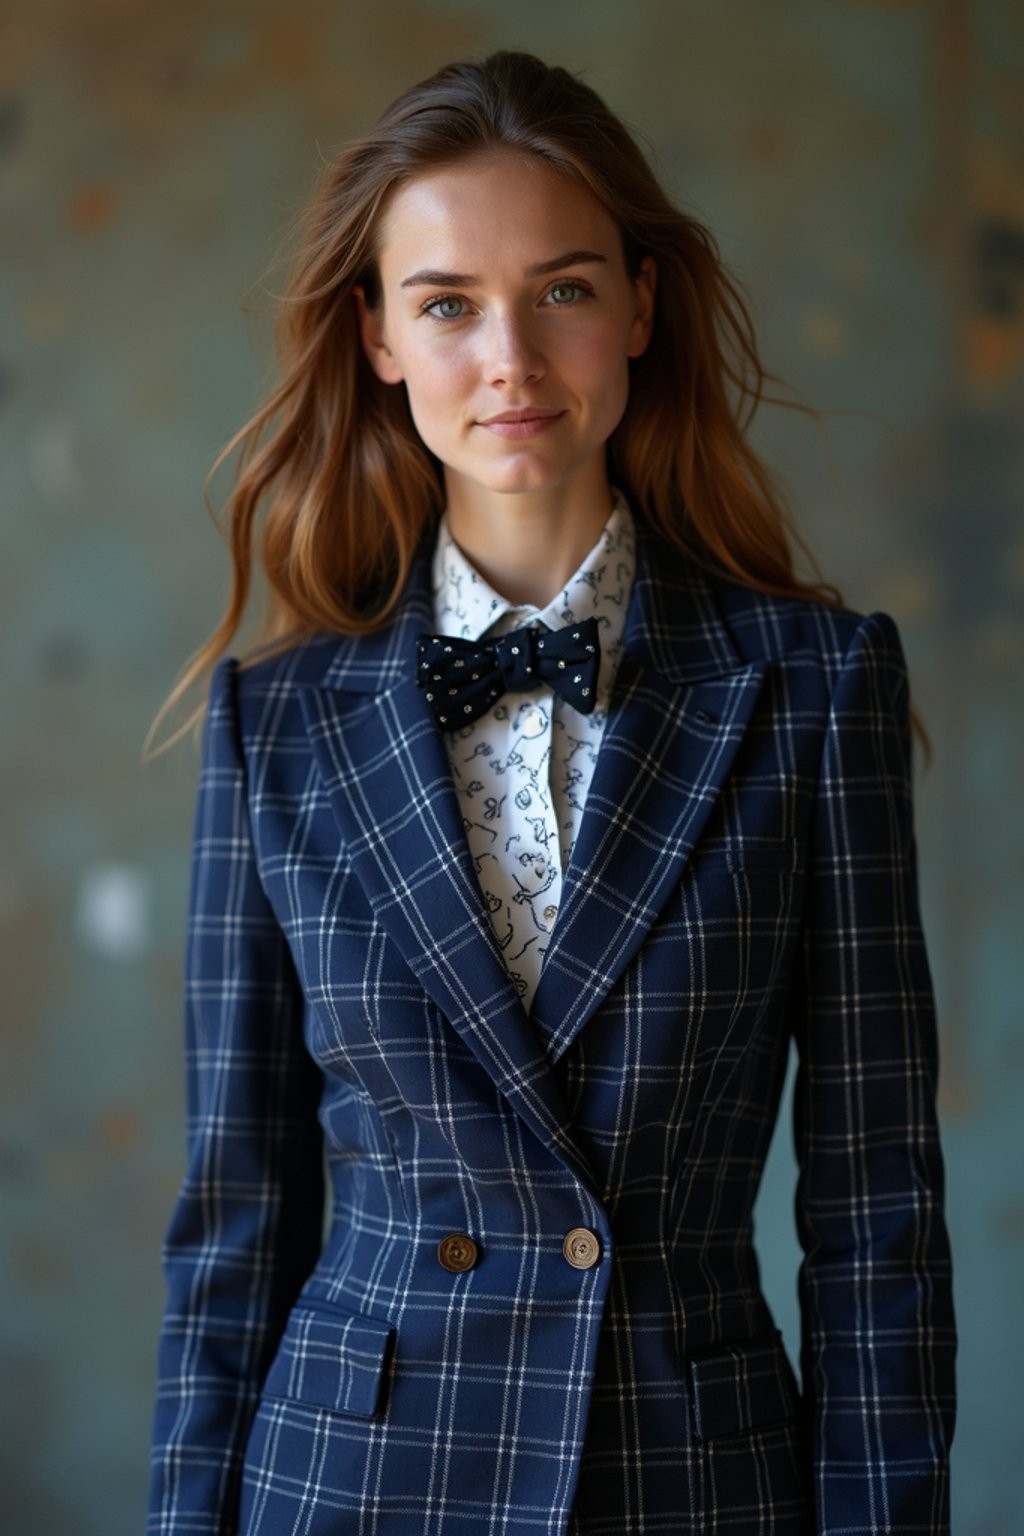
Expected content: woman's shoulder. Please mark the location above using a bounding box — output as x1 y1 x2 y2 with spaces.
699 565 898 676
639 520 895 677
229 632 345 692
205 632 347 742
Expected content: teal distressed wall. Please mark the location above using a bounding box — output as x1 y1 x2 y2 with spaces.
2 3 1022 1531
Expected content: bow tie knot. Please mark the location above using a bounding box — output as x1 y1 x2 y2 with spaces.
492 627 540 692
416 615 602 730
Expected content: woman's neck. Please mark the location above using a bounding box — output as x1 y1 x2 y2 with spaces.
443 469 615 609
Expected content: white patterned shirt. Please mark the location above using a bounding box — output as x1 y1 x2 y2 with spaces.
430 486 636 1015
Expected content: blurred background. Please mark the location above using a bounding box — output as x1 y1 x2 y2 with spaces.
2 2 1022 1531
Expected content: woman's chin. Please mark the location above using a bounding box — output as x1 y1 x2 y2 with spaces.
452 455 581 500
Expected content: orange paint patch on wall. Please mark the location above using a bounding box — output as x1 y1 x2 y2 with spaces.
740 121 789 165
67 181 118 233
24 295 66 338
96 1107 142 1153
966 315 1024 392
800 304 849 355
937 1061 974 1119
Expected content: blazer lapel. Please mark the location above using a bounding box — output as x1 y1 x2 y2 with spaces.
297 533 595 1186
527 659 766 1061
527 514 767 1057
296 513 766 1170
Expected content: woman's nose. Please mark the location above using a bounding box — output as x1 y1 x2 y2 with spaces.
481 312 546 387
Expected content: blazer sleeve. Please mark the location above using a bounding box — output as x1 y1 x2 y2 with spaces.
147 656 326 1536
789 610 957 1535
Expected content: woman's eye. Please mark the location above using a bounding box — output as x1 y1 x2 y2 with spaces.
420 279 593 324
422 294 467 321
547 280 588 305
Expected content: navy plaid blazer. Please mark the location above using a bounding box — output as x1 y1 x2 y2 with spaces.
148 511 956 1536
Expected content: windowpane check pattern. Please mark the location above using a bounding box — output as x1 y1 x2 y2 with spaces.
148 510 956 1536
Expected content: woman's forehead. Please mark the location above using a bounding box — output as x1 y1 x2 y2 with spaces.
375 154 619 276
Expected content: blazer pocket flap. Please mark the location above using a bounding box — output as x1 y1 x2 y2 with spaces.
687 1329 800 1442
261 1301 395 1419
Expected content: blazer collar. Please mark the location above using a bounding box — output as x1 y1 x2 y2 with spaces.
313 509 746 694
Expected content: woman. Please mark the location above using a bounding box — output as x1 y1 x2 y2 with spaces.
145 49 956 1536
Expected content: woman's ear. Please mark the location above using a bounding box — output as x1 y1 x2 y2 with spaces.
626 255 657 360
352 284 405 384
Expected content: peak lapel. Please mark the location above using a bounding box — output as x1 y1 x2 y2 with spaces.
527 519 767 1058
297 533 595 1187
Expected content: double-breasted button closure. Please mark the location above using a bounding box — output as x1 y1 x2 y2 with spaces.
437 1233 478 1272
562 1227 601 1269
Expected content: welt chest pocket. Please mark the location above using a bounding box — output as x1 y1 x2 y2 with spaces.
723 837 802 876
664 836 805 941
684 836 804 899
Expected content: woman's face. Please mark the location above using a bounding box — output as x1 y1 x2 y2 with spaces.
355 149 656 507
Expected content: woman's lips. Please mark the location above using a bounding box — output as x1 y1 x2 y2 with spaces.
476 411 566 439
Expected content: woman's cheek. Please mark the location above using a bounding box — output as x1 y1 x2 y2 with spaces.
408 345 474 415
583 352 632 432
402 363 479 465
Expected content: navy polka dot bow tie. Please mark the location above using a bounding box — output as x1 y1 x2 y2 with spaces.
416 616 602 730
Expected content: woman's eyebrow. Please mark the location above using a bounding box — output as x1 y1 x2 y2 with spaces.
399 249 608 288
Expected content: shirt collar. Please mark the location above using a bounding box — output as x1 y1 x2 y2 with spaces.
430 485 636 714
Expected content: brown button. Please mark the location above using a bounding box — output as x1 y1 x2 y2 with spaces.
563 1227 601 1269
437 1232 478 1272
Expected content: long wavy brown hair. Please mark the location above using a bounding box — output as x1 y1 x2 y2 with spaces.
142 48 929 765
